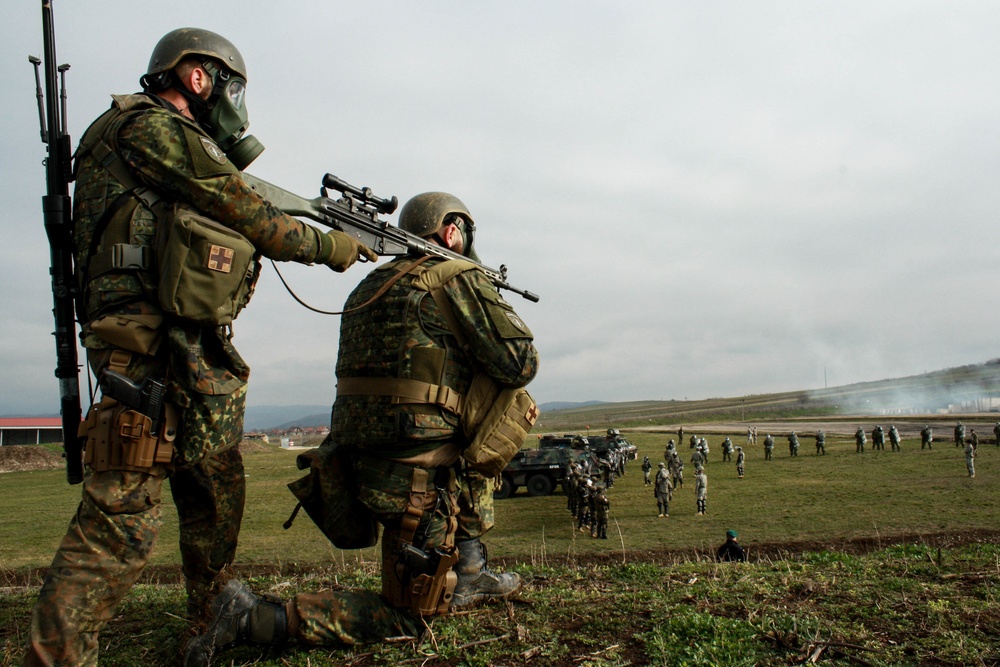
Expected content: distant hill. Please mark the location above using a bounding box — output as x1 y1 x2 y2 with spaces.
539 400 605 412
536 359 1000 432
243 405 328 431
233 360 1000 432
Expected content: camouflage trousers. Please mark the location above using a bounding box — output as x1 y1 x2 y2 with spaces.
24 341 248 666
290 457 495 645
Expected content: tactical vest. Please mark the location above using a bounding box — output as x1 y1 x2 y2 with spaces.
73 94 256 329
330 257 479 456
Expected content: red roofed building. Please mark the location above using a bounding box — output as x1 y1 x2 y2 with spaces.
0 417 63 446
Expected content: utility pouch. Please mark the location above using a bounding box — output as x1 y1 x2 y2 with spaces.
80 396 176 473
157 204 260 325
461 373 540 477
285 436 379 550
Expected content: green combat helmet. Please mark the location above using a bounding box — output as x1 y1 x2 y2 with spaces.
142 28 263 170
146 28 247 82
398 192 479 260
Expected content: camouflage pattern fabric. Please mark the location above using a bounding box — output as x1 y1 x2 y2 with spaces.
455 467 495 540
26 92 327 665
331 257 538 457
286 255 536 646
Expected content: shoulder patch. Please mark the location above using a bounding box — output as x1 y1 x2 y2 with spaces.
478 283 533 339
200 137 228 164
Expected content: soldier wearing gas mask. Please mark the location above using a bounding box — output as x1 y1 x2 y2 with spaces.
23 28 374 666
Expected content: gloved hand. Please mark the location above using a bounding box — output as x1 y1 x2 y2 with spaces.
316 229 378 272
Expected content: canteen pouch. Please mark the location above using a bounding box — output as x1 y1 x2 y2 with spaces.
157 204 260 325
80 396 177 473
285 436 379 550
461 373 540 477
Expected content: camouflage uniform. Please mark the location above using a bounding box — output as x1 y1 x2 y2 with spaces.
695 468 708 515
965 440 976 477
641 456 653 485
721 437 733 462
921 425 933 450
654 463 672 517
763 434 774 461
788 432 800 457
955 422 965 448
815 430 826 455
591 486 609 539
872 426 885 451
735 447 745 478
855 427 867 453
25 96 334 666
289 255 537 643
889 425 901 452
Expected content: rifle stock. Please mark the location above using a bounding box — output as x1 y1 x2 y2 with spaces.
243 172 539 303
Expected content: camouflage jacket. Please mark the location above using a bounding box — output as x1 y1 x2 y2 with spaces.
330 256 538 458
73 93 324 337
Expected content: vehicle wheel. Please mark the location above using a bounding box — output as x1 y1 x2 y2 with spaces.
526 474 555 497
494 474 516 499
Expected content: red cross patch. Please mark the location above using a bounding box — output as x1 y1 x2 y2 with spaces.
525 403 539 424
207 245 234 273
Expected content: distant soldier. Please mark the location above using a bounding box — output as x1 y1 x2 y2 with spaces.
576 478 592 531
746 427 753 446
955 421 965 448
764 434 775 461
965 439 976 478
691 446 706 469
641 456 653 485
855 426 867 453
664 439 676 461
815 430 826 455
888 425 901 452
970 429 979 452
654 462 672 517
752 426 758 445
591 484 609 539
921 425 933 450
722 437 734 462
735 446 745 479
699 438 710 462
788 432 800 457
694 466 708 515
689 434 699 449
566 465 580 514
678 427 684 448
872 425 885 451
672 459 685 489
994 422 1000 447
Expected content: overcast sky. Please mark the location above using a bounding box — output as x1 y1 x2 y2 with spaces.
3 1 1000 416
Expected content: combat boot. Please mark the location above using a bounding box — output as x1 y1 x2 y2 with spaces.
184 579 288 667
451 538 522 608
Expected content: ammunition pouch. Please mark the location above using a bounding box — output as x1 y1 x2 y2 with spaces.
285 436 379 550
156 204 261 326
80 395 177 473
461 373 539 477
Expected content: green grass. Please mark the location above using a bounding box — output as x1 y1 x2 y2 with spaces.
2 432 998 665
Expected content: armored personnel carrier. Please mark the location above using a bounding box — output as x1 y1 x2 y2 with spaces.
494 435 591 498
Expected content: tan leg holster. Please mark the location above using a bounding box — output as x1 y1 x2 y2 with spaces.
80 351 177 473
381 467 459 616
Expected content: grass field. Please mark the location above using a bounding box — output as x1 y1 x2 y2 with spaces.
2 429 998 665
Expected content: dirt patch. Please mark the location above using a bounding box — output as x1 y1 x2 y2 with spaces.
0 445 63 473
237 439 273 454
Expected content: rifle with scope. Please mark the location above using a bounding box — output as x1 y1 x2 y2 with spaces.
242 173 539 303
